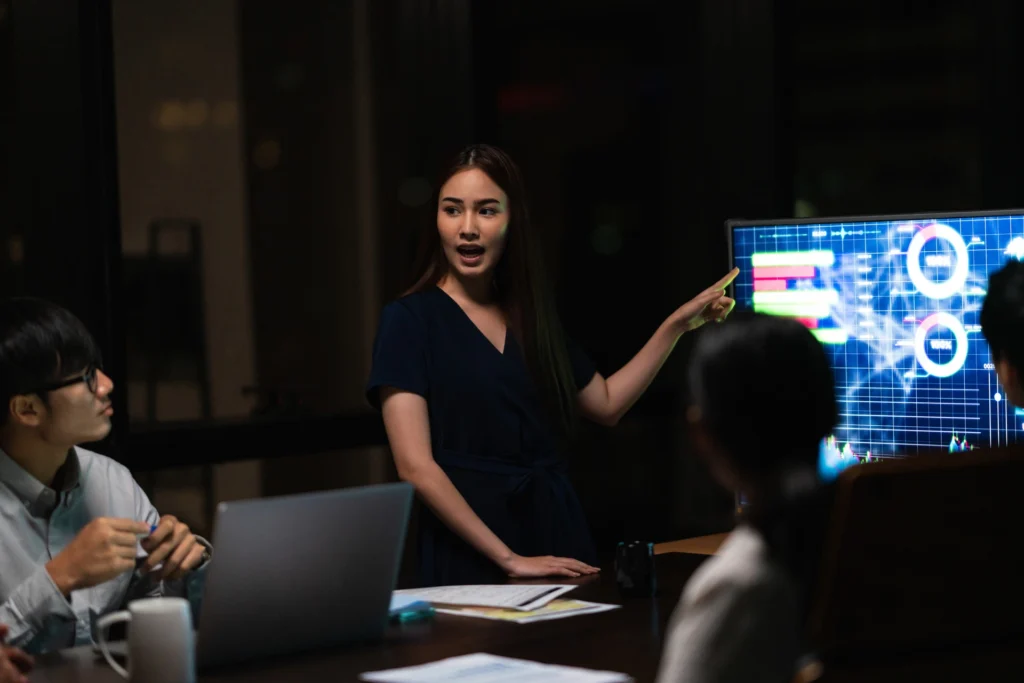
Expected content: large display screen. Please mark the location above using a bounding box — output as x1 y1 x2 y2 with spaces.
729 212 1024 478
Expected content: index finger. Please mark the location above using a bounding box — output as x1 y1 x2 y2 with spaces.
110 529 146 548
143 517 177 546
561 558 598 574
108 518 152 535
707 267 740 292
577 561 600 573
551 565 580 578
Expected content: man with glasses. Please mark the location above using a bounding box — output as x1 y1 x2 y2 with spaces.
0 298 211 654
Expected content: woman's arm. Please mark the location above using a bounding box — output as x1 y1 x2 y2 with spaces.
380 387 599 578
577 317 686 427
577 269 738 427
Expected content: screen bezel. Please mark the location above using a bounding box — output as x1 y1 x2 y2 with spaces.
725 208 1024 299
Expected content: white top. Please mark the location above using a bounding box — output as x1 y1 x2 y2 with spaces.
655 525 803 683
0 446 210 653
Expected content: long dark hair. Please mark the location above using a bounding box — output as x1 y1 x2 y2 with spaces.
688 312 839 617
405 144 579 434
688 312 838 478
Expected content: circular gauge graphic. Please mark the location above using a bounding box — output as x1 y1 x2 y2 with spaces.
914 312 969 378
906 223 969 300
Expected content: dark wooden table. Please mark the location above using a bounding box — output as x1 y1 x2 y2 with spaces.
31 553 710 683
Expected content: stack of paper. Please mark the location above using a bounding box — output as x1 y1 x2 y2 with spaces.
360 653 632 682
435 599 619 624
393 584 576 611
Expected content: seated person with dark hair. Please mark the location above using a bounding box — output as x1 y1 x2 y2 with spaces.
0 298 211 654
656 313 838 683
981 259 1024 408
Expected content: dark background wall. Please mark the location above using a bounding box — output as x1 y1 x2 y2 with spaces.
3 0 1024 554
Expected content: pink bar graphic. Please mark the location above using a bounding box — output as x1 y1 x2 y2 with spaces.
753 279 788 291
753 266 815 280
795 317 819 329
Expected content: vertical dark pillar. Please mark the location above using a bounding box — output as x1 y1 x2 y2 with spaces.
671 0 793 532
5 0 125 453
0 0 15 294
979 0 1024 209
373 0 476 298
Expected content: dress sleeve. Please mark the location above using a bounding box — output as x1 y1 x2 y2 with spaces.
366 300 430 410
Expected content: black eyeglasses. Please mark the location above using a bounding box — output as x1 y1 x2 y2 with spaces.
33 365 101 395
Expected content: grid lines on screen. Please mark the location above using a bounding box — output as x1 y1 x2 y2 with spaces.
730 214 1024 471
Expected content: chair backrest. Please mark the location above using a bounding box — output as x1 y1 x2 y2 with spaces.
807 445 1024 660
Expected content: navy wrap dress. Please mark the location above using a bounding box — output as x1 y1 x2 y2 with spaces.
367 287 598 585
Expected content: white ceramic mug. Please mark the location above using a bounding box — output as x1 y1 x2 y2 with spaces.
96 597 196 683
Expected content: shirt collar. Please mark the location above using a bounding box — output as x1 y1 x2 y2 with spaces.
0 446 82 509
60 447 83 490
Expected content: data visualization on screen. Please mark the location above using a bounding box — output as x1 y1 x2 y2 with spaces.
729 212 1024 477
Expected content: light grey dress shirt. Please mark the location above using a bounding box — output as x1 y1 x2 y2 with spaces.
655 525 803 683
0 446 210 654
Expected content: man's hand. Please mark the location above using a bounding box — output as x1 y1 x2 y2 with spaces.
45 517 150 595
0 624 33 683
140 515 206 581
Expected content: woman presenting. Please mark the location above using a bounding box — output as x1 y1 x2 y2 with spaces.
367 144 737 585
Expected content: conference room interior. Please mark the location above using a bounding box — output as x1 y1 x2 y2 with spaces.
4 0 1024 679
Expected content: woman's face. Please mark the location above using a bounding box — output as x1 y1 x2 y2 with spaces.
436 168 510 281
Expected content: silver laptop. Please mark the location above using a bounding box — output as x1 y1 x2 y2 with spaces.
194 482 413 670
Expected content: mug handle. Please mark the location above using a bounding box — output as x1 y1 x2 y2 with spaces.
96 610 131 679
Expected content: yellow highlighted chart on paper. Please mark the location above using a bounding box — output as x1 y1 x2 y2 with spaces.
434 599 619 624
